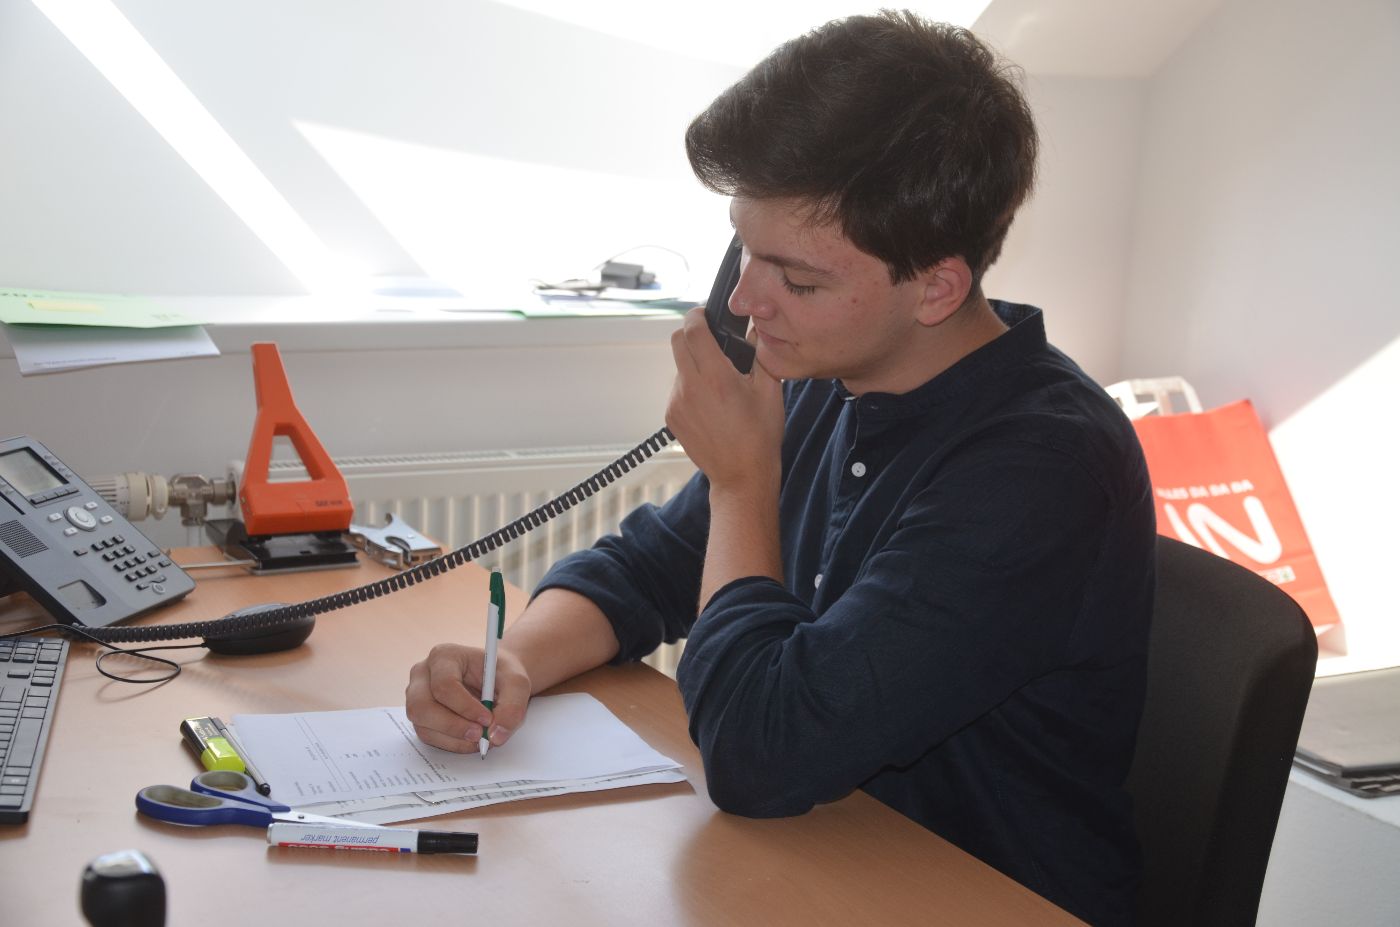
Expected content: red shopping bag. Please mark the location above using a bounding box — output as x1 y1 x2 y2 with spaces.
1132 399 1340 637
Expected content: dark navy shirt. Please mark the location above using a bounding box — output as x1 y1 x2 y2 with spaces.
537 302 1156 926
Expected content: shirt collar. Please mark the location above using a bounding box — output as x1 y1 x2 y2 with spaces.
834 301 1047 420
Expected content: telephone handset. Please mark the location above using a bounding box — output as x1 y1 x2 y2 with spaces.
42 237 749 653
704 235 753 374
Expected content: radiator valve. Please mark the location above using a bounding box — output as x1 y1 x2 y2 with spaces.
88 472 169 521
91 472 235 528
169 474 236 527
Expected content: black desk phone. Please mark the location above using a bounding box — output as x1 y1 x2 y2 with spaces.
13 236 748 651
0 436 195 628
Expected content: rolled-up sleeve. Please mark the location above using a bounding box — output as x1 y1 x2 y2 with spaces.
534 471 711 663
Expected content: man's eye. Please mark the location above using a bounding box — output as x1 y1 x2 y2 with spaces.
783 279 817 296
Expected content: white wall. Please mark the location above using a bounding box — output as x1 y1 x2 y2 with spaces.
1122 0 1400 665
0 0 741 296
0 314 684 551
986 75 1145 384
1 0 1145 507
0 0 730 550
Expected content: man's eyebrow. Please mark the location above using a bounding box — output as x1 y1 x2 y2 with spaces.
728 208 836 279
749 250 837 280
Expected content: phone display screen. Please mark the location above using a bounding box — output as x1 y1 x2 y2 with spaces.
0 448 66 496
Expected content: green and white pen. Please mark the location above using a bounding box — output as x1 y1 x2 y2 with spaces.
479 570 505 759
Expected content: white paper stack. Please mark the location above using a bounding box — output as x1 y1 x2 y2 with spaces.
232 693 686 825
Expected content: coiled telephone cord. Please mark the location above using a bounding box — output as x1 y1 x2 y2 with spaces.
76 427 677 646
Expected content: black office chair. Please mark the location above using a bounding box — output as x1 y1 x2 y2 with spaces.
1126 536 1317 927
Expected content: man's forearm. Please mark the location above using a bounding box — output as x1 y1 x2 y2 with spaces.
700 482 783 610
502 587 622 694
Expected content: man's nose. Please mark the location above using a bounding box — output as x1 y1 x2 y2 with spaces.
729 263 770 319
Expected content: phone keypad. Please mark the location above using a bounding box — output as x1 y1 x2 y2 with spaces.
90 536 149 584
80 534 173 587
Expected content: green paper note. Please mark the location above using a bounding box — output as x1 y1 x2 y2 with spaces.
0 287 200 328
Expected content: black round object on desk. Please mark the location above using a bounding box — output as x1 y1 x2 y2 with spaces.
80 849 165 927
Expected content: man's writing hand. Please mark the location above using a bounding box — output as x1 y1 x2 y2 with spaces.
405 643 531 753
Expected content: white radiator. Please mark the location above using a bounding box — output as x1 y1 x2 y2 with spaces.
241 443 696 675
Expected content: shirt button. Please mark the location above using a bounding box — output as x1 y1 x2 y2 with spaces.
814 573 823 589
850 462 867 477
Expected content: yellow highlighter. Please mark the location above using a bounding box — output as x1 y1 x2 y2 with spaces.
179 716 246 773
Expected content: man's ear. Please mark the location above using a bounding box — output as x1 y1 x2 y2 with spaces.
914 256 974 327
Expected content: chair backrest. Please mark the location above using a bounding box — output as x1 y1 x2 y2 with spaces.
1126 536 1317 927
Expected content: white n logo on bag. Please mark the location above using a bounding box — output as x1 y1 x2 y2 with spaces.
1163 496 1283 565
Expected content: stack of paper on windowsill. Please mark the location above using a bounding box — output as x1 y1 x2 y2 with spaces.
232 693 686 825
0 287 218 375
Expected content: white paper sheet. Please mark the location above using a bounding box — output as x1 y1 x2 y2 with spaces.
5 323 219 375
298 768 689 825
232 693 683 807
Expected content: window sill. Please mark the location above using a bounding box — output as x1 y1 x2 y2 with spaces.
0 294 686 359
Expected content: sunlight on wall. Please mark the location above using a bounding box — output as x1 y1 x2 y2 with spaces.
295 121 730 304
1271 333 1400 673
31 0 358 296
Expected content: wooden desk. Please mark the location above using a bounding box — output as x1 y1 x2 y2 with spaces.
0 550 1083 925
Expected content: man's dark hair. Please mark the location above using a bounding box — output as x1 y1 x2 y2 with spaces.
685 10 1038 286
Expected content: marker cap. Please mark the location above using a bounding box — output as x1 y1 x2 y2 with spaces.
416 831 480 855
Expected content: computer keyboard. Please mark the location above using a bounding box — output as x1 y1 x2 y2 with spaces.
0 636 68 824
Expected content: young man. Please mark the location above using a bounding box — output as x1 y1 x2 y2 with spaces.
407 12 1155 925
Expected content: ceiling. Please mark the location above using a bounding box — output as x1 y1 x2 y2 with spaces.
973 0 1227 78
483 1 1225 77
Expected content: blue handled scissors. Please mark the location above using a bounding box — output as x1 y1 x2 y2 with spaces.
136 770 350 828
